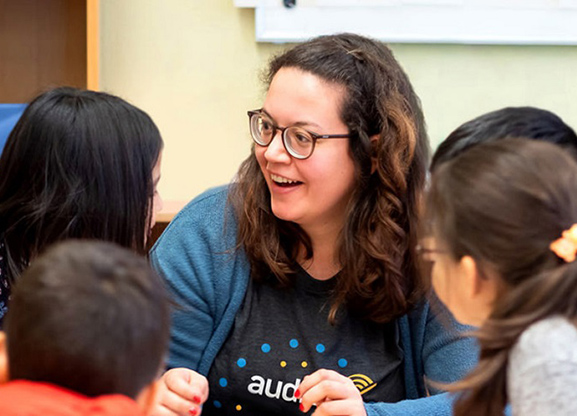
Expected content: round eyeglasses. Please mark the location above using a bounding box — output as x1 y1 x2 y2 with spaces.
248 110 350 160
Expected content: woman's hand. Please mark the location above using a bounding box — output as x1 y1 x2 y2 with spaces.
148 368 209 416
296 369 367 416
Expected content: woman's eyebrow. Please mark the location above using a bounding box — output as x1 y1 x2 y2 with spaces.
260 108 322 130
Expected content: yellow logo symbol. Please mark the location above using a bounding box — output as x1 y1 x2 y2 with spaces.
348 374 377 395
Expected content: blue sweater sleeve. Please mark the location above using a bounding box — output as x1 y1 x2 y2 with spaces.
150 186 250 375
365 392 456 416
365 298 478 415
421 298 478 390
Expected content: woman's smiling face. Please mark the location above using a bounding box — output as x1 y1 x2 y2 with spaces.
255 67 357 232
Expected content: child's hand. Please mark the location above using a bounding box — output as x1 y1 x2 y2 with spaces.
149 368 208 416
296 369 367 416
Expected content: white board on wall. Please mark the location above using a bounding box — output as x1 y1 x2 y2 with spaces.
235 0 577 44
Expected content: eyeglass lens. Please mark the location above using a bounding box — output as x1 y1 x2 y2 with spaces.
251 113 314 159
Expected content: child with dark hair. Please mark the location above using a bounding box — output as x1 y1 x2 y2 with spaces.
426 138 577 416
0 240 171 415
430 106 577 171
0 87 164 326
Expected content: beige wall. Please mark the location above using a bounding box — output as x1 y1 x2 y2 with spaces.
100 0 577 203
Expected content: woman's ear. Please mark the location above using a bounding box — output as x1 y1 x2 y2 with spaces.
0 332 9 384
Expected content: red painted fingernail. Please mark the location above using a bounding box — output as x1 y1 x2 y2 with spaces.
299 403 305 412
295 389 300 398
188 408 198 416
192 395 202 404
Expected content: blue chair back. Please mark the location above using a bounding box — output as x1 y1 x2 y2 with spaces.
0 104 27 154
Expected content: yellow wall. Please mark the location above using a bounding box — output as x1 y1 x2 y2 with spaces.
100 0 577 203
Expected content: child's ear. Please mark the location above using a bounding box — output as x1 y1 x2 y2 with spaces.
459 256 499 325
0 332 8 384
460 256 482 298
136 378 161 415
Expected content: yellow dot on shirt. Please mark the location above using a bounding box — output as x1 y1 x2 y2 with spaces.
236 404 242 411
301 361 308 368
280 361 287 367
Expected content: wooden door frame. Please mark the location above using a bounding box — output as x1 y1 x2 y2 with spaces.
87 0 99 90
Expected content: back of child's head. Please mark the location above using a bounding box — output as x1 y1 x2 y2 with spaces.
431 107 577 171
429 137 577 294
427 138 577 415
4 240 170 399
0 87 163 283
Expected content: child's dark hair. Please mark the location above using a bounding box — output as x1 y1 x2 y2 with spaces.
4 240 170 399
431 106 577 171
0 87 163 283
427 138 577 416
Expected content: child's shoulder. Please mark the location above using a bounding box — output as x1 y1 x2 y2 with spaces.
512 316 577 367
0 381 144 416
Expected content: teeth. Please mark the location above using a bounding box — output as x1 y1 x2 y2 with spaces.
271 174 298 184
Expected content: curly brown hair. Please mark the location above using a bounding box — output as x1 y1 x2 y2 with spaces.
230 33 429 324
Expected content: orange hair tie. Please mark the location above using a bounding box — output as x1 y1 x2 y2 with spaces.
550 224 577 263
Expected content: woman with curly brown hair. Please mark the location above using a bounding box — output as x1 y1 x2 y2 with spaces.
150 33 476 416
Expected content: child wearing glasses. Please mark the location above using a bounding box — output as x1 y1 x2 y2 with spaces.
0 240 170 415
150 33 476 416
426 138 577 416
0 87 163 327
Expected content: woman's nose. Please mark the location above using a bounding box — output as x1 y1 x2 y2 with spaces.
264 131 291 163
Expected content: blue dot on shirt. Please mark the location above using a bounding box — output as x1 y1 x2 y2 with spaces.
213 400 222 408
219 378 228 387
289 339 299 348
338 358 348 368
237 358 247 368
316 343 326 353
261 343 271 353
